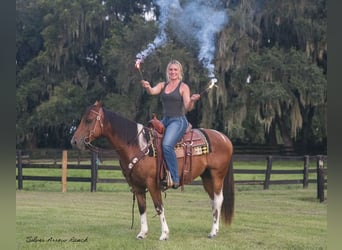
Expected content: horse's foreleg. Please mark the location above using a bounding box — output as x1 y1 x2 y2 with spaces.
157 205 169 240
150 189 169 240
208 190 223 238
135 192 148 239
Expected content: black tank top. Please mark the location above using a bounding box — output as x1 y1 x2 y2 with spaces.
160 81 185 117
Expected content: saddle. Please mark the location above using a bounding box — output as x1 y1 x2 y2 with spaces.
147 114 210 190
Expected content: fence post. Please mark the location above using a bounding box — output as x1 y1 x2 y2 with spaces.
264 156 272 190
54 150 57 165
61 150 68 193
316 155 325 201
316 155 322 198
90 152 98 192
318 167 325 202
77 151 81 165
17 150 23 190
303 155 309 188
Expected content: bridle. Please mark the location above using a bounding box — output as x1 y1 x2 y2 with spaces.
84 108 104 152
82 106 152 168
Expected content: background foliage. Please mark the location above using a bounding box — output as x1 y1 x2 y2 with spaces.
16 0 327 153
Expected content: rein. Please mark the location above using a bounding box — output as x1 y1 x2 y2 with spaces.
83 108 151 154
127 125 147 145
81 106 155 229
83 107 153 176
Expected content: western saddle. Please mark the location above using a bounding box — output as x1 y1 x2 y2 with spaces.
147 114 210 190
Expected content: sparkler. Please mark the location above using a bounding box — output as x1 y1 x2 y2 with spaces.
135 59 144 80
200 78 218 95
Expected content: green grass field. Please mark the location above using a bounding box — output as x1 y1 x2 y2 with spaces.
16 184 327 250
16 159 327 249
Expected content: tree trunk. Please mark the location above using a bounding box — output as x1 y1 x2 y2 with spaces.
266 119 278 145
299 105 315 153
275 115 293 148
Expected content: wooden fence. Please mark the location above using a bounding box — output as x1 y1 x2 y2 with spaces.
16 150 327 202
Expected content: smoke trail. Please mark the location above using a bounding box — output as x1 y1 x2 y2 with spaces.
171 0 228 78
136 0 228 78
135 0 176 62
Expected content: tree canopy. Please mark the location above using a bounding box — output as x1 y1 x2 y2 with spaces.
16 0 327 154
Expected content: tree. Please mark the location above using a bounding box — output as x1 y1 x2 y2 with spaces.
16 0 155 149
260 0 327 71
16 0 44 73
212 0 326 152
16 0 327 154
231 47 326 152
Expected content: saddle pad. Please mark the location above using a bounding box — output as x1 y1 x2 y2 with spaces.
148 128 210 158
174 129 210 158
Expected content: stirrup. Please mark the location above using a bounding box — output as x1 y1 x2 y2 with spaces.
160 171 173 190
166 170 173 188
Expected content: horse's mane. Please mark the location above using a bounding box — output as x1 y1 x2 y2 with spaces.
103 108 140 145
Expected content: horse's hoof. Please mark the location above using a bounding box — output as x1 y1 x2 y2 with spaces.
136 233 147 240
208 234 216 239
159 233 169 241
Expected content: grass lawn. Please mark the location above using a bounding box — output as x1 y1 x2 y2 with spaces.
16 185 327 250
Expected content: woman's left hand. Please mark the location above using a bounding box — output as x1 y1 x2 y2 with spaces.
190 94 201 102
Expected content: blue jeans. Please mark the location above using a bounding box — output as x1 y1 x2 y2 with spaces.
161 116 188 183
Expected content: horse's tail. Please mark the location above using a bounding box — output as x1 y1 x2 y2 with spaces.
221 158 235 225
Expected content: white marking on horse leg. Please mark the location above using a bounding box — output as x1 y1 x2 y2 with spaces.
208 190 223 238
158 207 169 241
136 212 148 239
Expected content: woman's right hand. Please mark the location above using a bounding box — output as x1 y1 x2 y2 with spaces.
141 80 150 89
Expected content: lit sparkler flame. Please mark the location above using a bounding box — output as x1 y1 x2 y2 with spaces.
208 78 218 89
200 78 218 95
135 59 142 70
135 58 144 80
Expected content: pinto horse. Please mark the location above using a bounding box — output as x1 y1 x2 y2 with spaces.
71 101 234 240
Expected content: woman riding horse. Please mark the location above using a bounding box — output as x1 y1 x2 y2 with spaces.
141 60 200 189
71 92 234 240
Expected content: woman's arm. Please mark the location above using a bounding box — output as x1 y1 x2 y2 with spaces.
181 83 200 112
141 80 164 95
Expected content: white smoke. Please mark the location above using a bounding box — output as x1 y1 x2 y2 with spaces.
136 0 229 78
136 0 171 61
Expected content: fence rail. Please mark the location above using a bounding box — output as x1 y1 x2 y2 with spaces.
16 150 327 202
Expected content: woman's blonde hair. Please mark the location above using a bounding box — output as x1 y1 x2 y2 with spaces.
166 60 183 82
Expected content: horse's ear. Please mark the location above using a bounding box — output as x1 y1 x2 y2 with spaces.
94 100 103 107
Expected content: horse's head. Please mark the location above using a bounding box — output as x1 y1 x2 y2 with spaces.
71 101 105 150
